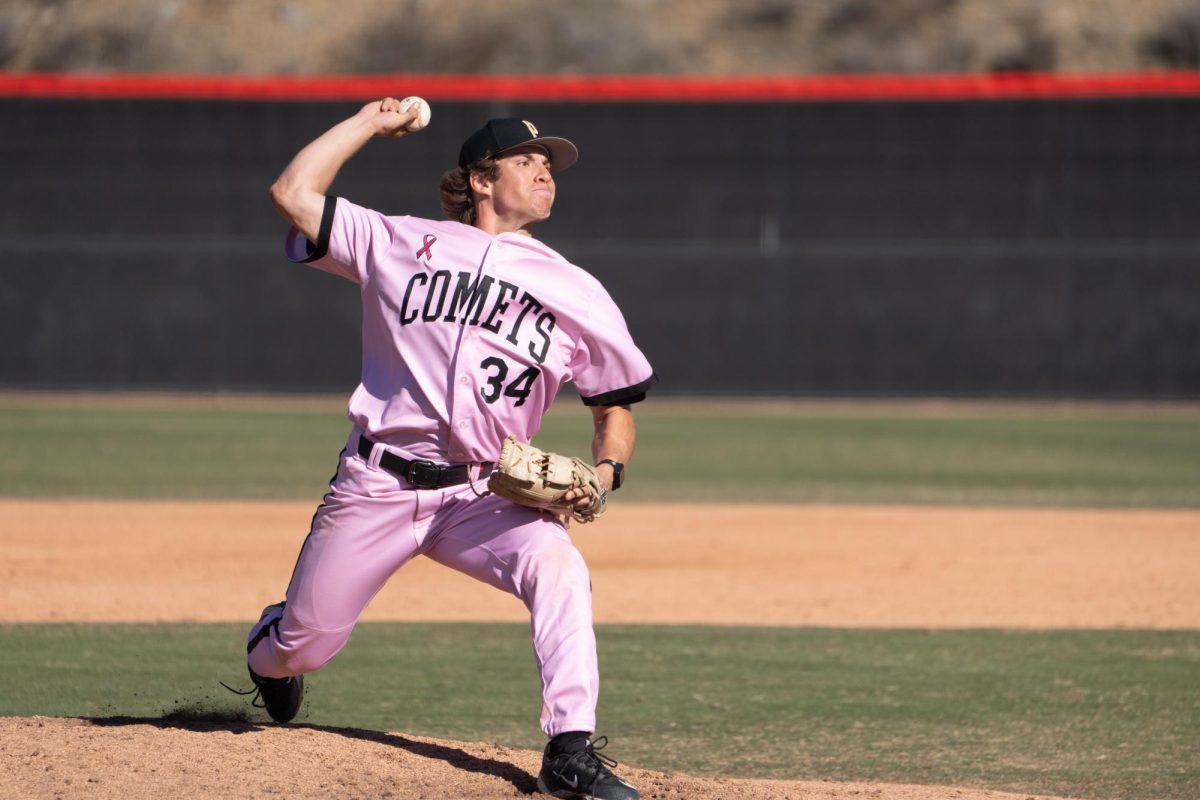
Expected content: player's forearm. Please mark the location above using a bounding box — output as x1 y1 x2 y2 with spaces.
590 404 636 489
268 110 378 239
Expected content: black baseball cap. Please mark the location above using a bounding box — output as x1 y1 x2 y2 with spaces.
458 118 579 173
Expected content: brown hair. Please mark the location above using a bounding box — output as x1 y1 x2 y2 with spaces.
439 158 500 225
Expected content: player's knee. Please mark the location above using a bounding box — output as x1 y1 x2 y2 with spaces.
534 538 587 571
523 541 591 594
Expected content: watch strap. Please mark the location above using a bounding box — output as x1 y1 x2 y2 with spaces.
596 458 624 490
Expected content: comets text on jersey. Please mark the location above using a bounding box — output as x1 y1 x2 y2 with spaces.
399 270 556 365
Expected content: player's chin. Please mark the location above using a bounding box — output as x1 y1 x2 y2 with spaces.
531 192 555 215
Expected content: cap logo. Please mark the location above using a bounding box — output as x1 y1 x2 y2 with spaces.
522 120 539 137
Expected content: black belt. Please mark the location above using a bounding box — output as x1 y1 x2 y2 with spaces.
356 435 487 489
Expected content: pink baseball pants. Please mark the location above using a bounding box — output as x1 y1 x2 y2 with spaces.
246 430 599 737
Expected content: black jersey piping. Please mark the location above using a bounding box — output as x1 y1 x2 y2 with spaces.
297 194 338 263
580 373 659 407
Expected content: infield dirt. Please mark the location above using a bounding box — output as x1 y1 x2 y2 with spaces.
3 500 1197 799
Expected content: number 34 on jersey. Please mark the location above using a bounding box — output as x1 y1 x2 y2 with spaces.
400 268 555 408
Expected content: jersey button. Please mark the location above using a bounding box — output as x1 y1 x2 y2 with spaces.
459 376 469 385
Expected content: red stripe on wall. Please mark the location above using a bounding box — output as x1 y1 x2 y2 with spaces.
3 71 1200 102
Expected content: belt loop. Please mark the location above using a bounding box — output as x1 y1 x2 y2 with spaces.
365 436 385 469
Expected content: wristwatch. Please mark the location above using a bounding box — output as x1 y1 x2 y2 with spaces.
596 458 624 490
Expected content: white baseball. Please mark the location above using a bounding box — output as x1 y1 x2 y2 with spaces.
400 96 431 132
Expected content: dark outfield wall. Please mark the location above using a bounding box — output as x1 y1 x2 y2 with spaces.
3 97 1198 397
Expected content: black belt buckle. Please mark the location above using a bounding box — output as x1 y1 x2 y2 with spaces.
404 459 443 489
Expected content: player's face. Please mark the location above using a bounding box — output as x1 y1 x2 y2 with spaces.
489 147 556 227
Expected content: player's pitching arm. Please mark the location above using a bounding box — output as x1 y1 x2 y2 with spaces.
564 404 636 512
269 98 424 241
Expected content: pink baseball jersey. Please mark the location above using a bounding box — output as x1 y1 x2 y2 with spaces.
286 196 657 464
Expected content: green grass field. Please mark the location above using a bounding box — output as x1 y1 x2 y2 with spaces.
1 392 1198 506
2 392 1198 799
0 623 1196 800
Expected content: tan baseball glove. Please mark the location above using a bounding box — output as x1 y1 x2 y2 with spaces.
487 436 608 523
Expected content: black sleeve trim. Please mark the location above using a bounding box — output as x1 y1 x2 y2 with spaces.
298 195 338 263
580 373 659 407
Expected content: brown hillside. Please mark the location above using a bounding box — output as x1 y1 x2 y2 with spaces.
4 0 1200 76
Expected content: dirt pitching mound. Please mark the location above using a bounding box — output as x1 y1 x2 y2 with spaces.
1 715 1065 800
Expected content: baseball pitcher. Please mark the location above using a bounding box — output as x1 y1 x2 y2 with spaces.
236 97 656 800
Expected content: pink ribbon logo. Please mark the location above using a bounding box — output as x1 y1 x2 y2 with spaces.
416 234 437 261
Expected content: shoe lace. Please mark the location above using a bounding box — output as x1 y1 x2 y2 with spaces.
560 735 619 792
584 736 619 770
219 679 267 710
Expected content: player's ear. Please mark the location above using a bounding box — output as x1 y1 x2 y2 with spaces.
469 169 492 196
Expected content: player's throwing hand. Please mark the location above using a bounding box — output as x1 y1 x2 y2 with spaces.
365 96 429 138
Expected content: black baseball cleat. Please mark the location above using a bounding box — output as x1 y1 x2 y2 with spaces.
248 667 304 723
221 602 305 723
537 736 640 800
220 667 304 723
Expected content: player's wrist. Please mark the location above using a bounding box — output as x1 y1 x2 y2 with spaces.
595 459 624 491
354 105 393 138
